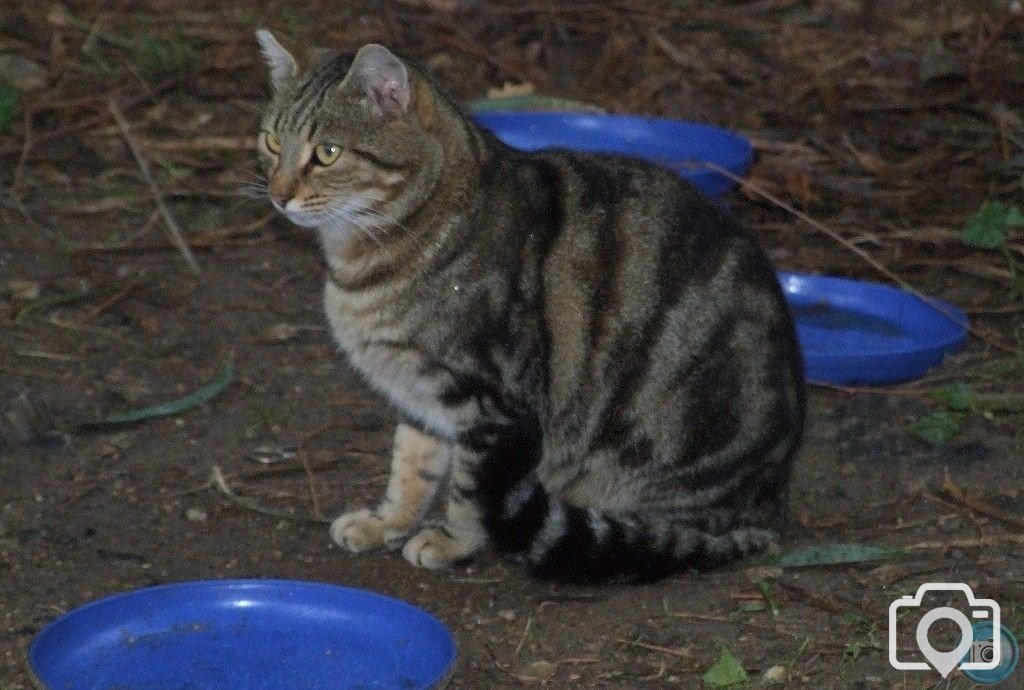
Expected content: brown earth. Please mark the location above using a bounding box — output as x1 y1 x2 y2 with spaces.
2 1 1024 688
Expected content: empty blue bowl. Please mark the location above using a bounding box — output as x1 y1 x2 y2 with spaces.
472 112 753 198
780 272 969 385
29 579 457 690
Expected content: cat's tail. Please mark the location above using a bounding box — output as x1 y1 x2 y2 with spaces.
482 474 775 583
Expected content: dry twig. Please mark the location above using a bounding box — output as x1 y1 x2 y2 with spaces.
209 466 330 524
108 100 200 273
704 162 1016 354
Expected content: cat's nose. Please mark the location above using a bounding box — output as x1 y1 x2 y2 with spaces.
268 176 296 207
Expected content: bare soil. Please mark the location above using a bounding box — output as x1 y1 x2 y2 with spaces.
2 1 1023 688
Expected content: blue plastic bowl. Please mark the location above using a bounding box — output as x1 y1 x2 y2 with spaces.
779 272 969 385
29 579 457 690
472 112 753 198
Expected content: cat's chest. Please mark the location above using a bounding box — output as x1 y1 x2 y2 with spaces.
323 281 459 438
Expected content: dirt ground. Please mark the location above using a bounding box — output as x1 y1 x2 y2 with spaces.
2 1 1024 688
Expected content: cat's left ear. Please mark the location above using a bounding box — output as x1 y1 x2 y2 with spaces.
351 44 411 116
256 29 299 92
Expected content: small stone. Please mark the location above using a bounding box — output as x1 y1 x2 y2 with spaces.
6 280 40 302
137 316 161 334
0 55 48 92
185 507 207 523
497 609 516 621
47 4 74 28
263 322 301 341
762 665 788 684
517 660 557 682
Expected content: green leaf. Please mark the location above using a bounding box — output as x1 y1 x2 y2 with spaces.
137 34 193 78
733 602 767 615
908 409 963 445
961 201 1012 249
1006 206 1024 227
82 361 234 427
931 382 976 412
0 81 18 134
758 580 780 616
841 611 869 627
1009 254 1024 302
702 647 748 688
745 543 907 569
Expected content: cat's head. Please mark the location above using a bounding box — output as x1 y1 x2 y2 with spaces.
255 30 446 236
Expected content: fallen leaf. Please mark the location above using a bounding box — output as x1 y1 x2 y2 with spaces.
702 647 747 688
81 360 234 428
466 94 605 114
486 81 534 99
961 201 1022 250
908 409 962 446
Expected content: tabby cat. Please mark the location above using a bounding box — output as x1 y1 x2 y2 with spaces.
255 30 805 583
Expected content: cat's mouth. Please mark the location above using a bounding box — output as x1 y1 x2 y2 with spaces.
273 197 391 239
273 200 328 228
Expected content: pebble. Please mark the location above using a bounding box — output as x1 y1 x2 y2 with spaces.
762 665 788 684
497 609 516 621
6 279 40 302
517 660 557 682
185 507 208 523
0 55 48 92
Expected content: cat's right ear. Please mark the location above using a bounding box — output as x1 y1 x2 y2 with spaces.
256 29 298 92
350 44 411 116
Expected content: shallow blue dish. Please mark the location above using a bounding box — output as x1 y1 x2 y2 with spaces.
29 579 457 690
779 272 969 385
472 112 753 198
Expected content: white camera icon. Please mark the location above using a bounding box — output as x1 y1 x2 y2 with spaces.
889 583 1001 678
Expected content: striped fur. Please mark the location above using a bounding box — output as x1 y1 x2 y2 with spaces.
256 33 805 583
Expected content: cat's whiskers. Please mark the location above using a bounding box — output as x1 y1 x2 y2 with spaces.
235 182 270 199
343 198 431 251
324 206 385 248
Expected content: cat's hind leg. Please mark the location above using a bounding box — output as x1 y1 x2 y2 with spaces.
331 423 450 553
402 418 542 570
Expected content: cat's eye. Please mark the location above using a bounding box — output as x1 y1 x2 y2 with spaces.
314 143 342 166
263 131 282 155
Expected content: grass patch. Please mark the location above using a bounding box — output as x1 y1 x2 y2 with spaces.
0 81 18 134
137 33 194 78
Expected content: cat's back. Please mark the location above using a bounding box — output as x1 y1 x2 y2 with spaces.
501 146 794 412
506 144 774 304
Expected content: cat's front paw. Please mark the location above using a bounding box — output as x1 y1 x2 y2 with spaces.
330 508 411 553
402 525 480 570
